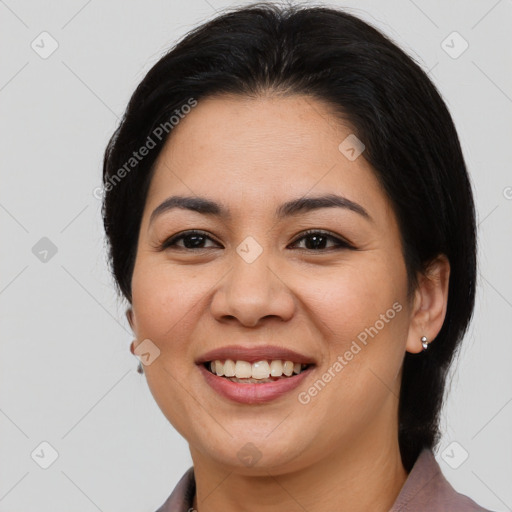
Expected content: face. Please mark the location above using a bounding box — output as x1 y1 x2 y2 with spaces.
128 93 421 475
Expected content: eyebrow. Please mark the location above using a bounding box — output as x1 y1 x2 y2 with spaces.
149 193 372 225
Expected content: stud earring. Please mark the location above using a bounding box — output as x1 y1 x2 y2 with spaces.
421 336 429 351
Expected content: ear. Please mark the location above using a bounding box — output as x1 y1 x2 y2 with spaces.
405 254 450 354
126 308 139 355
126 307 135 331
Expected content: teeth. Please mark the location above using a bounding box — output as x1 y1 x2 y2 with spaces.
235 360 252 379
270 360 283 377
207 359 309 380
252 360 270 379
223 359 236 377
214 360 224 376
282 361 294 376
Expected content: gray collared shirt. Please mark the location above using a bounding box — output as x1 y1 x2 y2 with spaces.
155 448 494 511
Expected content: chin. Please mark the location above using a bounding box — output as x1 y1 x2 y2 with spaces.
192 428 318 476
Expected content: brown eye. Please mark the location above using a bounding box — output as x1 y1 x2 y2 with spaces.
161 230 221 250
289 230 353 251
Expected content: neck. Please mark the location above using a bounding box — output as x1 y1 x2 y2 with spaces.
190 407 408 512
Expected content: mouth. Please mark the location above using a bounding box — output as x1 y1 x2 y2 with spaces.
196 345 316 404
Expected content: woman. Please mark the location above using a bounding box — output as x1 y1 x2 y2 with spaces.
101 3 492 511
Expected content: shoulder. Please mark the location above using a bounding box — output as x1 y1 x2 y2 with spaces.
390 449 495 512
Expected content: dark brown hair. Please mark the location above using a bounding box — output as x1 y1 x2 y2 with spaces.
102 2 477 471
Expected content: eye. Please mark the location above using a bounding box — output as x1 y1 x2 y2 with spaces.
288 230 353 251
160 230 221 250
159 229 354 252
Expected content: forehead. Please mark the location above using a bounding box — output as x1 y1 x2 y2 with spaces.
145 93 391 222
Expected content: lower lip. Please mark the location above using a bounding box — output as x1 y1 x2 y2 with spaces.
198 364 313 404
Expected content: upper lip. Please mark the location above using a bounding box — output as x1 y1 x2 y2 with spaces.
196 345 316 365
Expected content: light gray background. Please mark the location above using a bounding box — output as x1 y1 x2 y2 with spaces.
1 0 511 510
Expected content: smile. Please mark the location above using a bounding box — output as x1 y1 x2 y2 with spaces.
196 345 316 404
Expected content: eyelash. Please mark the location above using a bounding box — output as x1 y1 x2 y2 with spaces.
159 229 354 252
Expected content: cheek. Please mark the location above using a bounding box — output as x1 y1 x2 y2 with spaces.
131 259 210 340
129 261 203 411
300 259 408 407
308 259 405 347
130 261 212 436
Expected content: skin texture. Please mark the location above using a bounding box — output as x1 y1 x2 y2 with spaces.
127 93 450 512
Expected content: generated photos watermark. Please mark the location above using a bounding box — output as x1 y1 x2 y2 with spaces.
93 97 198 200
298 301 403 405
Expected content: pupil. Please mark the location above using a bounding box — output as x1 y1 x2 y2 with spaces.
307 235 326 250
185 234 204 248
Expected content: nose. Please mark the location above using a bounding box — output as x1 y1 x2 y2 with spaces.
210 249 296 328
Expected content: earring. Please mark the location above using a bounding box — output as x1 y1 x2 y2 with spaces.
131 341 144 374
421 336 429 351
